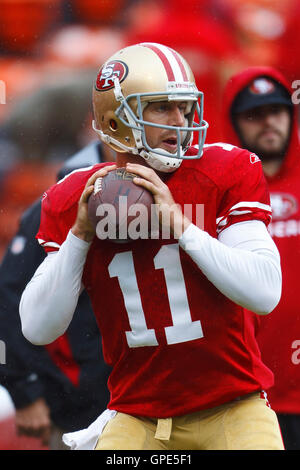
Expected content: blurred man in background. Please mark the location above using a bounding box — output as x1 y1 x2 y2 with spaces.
222 66 300 450
0 140 114 449
0 69 116 449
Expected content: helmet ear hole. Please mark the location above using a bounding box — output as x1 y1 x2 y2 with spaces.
109 119 118 131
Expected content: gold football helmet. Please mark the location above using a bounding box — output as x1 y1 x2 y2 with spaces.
92 42 208 173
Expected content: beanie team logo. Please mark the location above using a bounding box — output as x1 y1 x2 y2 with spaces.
95 60 129 91
249 78 275 95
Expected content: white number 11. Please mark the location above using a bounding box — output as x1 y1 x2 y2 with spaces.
108 244 204 348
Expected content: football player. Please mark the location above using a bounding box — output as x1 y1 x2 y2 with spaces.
20 43 283 450
222 66 300 450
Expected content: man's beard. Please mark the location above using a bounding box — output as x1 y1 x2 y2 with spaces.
238 129 291 163
242 140 288 163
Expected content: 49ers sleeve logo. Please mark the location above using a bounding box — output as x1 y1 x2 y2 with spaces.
95 60 128 91
250 153 260 164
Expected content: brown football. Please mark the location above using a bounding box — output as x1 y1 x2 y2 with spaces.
88 167 155 242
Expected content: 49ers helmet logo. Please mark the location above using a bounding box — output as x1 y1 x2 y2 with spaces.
95 60 128 91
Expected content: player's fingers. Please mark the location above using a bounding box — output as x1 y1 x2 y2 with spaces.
85 164 117 188
131 175 160 197
79 185 95 204
81 164 117 203
126 163 162 186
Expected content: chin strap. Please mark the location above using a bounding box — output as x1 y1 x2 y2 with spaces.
139 149 182 173
93 119 184 173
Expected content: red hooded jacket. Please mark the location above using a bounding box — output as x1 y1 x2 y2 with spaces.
222 66 300 414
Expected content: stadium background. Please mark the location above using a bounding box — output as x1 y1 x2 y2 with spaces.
0 0 299 450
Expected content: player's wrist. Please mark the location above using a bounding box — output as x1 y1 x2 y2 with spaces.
171 209 191 239
71 223 95 243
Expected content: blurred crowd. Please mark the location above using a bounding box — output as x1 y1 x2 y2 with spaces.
0 0 299 260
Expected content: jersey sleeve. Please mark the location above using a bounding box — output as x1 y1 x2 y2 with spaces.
36 164 104 253
216 149 272 234
36 192 75 253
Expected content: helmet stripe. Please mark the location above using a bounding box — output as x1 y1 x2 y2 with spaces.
141 43 175 81
171 49 188 82
140 43 188 83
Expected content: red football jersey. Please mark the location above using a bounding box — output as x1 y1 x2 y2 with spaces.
37 143 274 418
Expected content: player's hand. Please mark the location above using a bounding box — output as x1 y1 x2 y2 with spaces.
71 164 117 242
126 163 191 238
15 398 52 447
